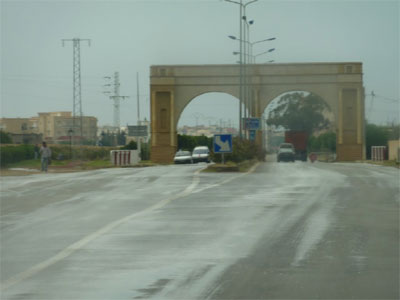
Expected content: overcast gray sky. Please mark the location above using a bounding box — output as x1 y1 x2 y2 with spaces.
1 0 399 128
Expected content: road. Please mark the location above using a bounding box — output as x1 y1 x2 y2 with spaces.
0 161 399 299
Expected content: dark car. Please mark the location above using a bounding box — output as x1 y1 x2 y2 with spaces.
174 151 193 164
277 143 295 162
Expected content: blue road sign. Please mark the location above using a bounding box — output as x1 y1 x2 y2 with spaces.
243 118 261 130
249 130 256 141
213 134 233 153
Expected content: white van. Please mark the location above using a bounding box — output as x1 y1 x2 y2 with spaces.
191 146 210 163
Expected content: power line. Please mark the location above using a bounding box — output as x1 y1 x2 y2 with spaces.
365 91 399 103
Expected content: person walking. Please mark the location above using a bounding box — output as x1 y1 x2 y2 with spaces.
40 142 52 172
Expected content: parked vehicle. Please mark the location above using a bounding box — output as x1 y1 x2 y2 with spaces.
285 131 308 161
174 150 193 164
277 143 295 162
191 146 210 163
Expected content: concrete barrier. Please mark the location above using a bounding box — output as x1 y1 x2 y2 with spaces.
313 152 336 162
371 146 386 161
110 150 140 166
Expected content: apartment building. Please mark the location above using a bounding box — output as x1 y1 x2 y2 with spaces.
0 117 38 134
0 112 97 144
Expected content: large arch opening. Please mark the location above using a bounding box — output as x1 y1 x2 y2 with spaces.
177 92 241 136
262 90 336 162
176 92 240 152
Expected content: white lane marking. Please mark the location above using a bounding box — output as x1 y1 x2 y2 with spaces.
1 163 259 290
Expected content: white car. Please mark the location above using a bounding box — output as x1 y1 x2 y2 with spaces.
277 143 295 162
191 146 210 163
174 150 193 164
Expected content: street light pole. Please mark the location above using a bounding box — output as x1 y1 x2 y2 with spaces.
226 0 258 139
226 0 243 139
68 129 73 159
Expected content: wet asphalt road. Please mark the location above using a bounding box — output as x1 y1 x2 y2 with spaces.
0 161 399 299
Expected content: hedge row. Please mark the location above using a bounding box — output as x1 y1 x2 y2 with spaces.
0 144 35 167
50 144 114 161
0 144 117 167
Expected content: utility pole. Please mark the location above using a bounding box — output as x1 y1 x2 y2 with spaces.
62 38 90 145
136 72 141 158
368 90 375 121
103 72 129 130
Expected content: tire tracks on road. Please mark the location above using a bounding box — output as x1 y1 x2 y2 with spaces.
1 163 260 291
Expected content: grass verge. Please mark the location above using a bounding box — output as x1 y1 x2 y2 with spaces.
363 160 400 168
202 159 258 173
0 158 159 176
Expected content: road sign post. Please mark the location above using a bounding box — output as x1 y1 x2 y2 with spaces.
243 118 261 130
127 125 148 137
213 134 233 164
249 130 256 141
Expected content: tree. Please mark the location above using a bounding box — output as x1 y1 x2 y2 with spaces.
267 92 331 135
308 132 336 152
177 134 212 151
117 130 126 145
99 131 114 146
366 123 389 159
0 130 12 144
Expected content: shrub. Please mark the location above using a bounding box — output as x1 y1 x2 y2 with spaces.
121 141 137 150
210 138 265 163
140 142 150 160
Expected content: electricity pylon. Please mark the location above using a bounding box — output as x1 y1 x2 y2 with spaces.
104 72 128 130
62 38 91 144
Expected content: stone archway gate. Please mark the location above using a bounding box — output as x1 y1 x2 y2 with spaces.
150 62 365 163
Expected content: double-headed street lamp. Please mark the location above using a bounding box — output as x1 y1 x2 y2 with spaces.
253 47 275 63
230 34 276 118
230 36 276 63
225 0 258 139
233 47 275 63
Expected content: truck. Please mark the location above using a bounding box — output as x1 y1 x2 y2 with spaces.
284 131 308 161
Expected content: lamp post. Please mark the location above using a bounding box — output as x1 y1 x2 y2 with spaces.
68 128 73 159
225 0 258 139
242 16 254 123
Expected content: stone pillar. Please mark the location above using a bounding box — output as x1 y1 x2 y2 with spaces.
337 87 364 161
150 88 177 163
